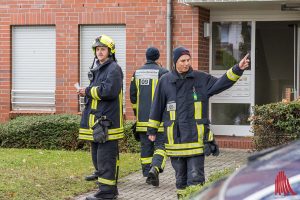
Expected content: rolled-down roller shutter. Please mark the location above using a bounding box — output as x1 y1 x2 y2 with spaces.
12 26 56 111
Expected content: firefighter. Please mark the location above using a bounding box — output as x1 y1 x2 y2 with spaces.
147 46 249 198
130 47 168 186
78 34 124 200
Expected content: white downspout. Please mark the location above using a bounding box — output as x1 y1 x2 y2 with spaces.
166 0 172 70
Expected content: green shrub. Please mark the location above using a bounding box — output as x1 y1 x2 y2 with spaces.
0 114 140 153
119 121 140 153
0 114 84 150
250 100 300 150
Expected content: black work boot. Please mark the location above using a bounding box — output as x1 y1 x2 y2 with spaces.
145 176 152 184
85 189 118 200
148 167 159 186
85 172 98 181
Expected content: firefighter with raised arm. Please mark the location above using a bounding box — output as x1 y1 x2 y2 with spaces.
147 46 249 199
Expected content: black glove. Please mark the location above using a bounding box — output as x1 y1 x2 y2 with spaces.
211 140 220 156
92 122 108 143
131 122 140 141
204 143 212 156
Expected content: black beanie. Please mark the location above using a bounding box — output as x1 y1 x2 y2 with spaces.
146 47 160 61
173 46 191 65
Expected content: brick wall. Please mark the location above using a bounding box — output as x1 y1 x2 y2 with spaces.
0 0 200 122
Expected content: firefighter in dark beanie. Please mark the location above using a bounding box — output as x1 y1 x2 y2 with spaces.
147 46 249 199
130 47 168 186
78 34 124 200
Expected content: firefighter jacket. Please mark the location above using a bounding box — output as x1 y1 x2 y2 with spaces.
130 61 168 133
79 58 124 141
147 65 244 157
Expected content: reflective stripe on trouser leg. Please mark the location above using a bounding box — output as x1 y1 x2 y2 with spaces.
97 140 119 192
151 132 166 172
139 133 154 177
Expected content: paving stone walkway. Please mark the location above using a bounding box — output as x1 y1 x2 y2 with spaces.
73 148 251 200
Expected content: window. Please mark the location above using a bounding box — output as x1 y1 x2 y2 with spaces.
12 26 56 111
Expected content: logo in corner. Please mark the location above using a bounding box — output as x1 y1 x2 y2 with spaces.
275 170 297 196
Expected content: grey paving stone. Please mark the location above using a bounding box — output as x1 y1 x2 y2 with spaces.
73 148 251 200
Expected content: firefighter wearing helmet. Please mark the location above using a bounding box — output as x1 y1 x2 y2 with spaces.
78 34 124 200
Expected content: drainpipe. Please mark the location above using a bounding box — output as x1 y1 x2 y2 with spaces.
166 0 172 70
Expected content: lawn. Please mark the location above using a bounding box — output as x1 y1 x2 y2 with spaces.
0 148 140 200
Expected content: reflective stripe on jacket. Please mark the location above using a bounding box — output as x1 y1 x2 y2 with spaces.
148 65 244 157
79 58 124 141
130 61 168 133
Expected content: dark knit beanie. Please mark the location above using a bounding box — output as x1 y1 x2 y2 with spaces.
146 47 160 61
173 46 191 65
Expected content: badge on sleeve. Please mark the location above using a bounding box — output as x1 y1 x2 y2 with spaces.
167 101 176 111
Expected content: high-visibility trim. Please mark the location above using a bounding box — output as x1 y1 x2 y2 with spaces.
89 114 95 128
79 128 124 141
194 101 202 119
196 124 204 145
148 119 160 129
137 122 149 126
154 149 167 169
78 134 93 141
108 127 124 134
151 79 158 101
165 142 203 150
91 86 101 100
170 110 176 121
136 79 140 121
91 99 98 110
166 148 204 157
98 178 116 186
79 128 92 134
108 133 124 140
131 103 137 109
208 130 214 142
141 157 152 165
136 127 147 132
119 90 123 127
226 68 240 82
167 122 174 144
177 189 186 195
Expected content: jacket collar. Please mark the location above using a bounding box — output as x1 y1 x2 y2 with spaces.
91 58 113 71
169 67 195 83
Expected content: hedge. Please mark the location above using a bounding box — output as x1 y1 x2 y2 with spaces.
0 114 140 153
250 99 300 150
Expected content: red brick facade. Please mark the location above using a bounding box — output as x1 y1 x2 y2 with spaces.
0 1 251 149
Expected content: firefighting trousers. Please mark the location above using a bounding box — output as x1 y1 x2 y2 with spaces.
170 155 205 189
139 132 167 177
91 140 119 192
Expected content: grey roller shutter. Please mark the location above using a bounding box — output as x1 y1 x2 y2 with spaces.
79 25 126 110
12 26 56 111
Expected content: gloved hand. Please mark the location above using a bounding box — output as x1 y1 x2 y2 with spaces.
92 123 108 143
211 140 220 156
204 143 212 156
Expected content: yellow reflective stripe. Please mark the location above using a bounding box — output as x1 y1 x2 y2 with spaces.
170 111 176 120
141 157 152 164
148 119 160 129
132 103 137 109
177 189 186 195
137 122 149 126
79 128 93 134
165 142 203 150
196 124 204 145
226 68 240 82
136 127 147 132
107 133 124 140
158 127 164 132
78 135 93 140
155 149 167 168
119 90 123 127
194 102 202 119
151 79 158 101
136 79 140 120
98 178 116 186
91 87 101 100
108 127 124 134
208 130 214 142
91 99 98 110
167 122 174 144
166 148 204 157
89 114 95 128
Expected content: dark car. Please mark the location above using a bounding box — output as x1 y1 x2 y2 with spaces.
190 140 300 200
